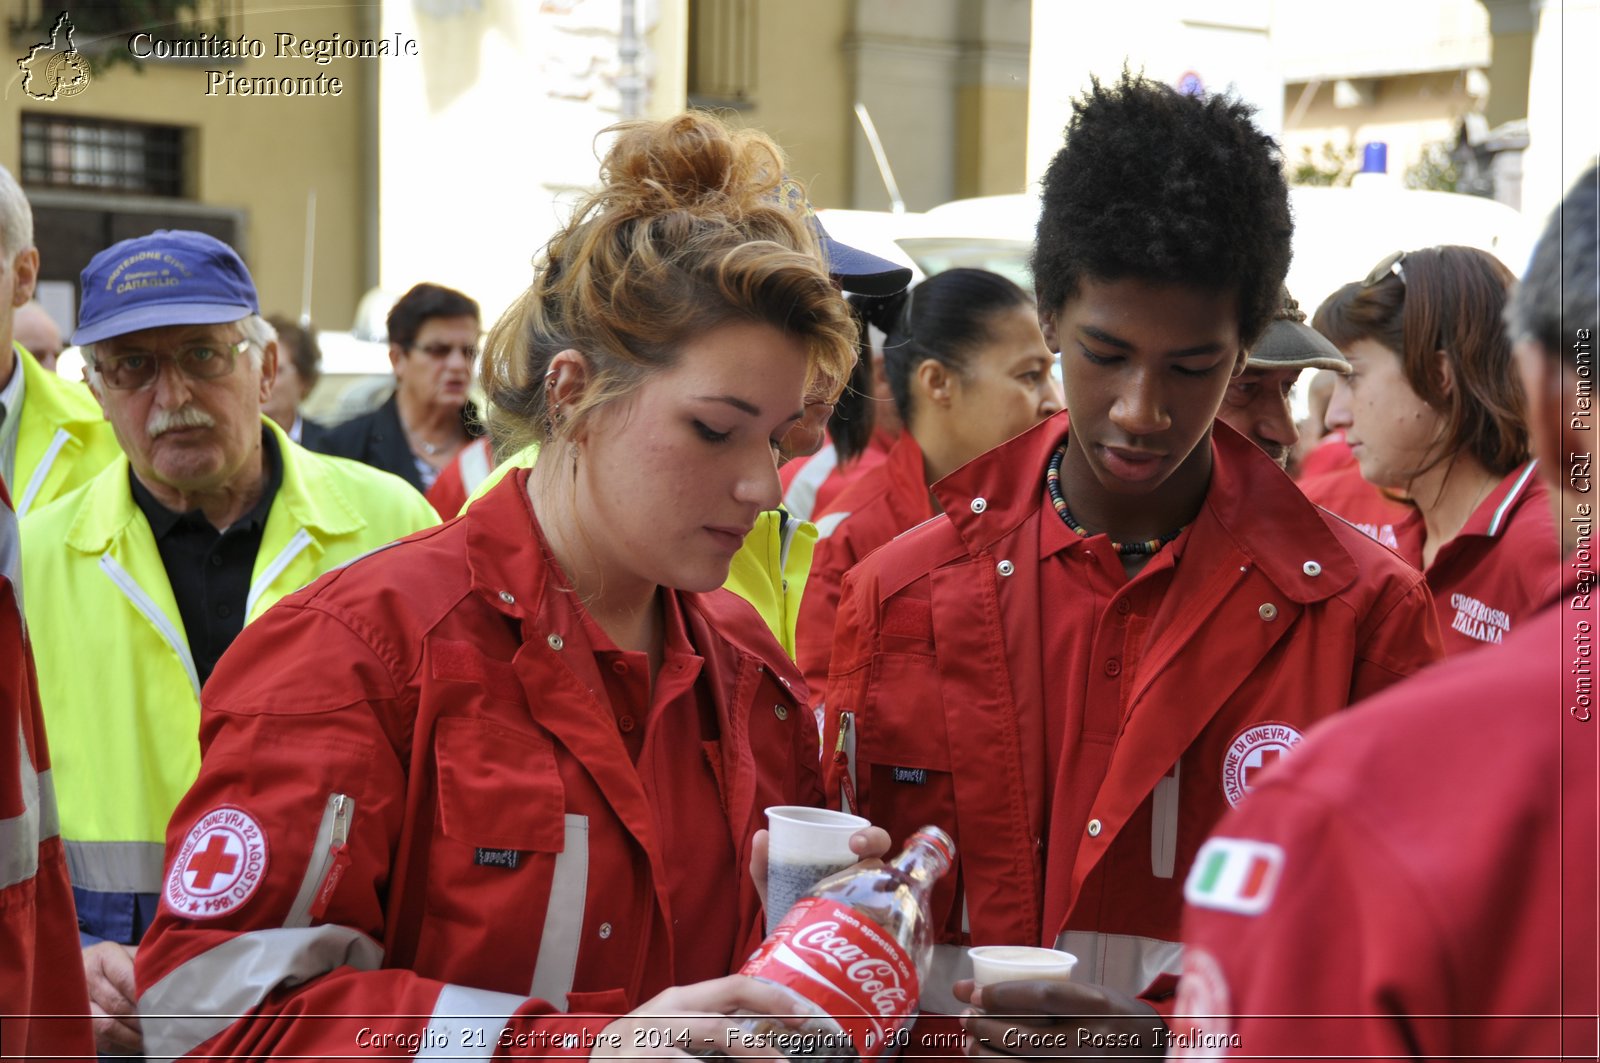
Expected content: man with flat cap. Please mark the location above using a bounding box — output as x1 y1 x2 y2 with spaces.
1214 288 1349 470
19 229 438 1054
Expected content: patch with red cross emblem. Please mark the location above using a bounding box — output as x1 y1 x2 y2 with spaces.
1220 721 1304 808
163 805 269 918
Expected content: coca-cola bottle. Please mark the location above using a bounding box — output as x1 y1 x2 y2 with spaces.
731 825 955 1062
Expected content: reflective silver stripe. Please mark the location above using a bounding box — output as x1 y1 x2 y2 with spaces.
1054 930 1183 997
813 510 851 540
246 527 314 619
1488 460 1539 536
460 441 493 495
778 512 801 573
1 722 56 889
37 768 59 840
63 839 166 893
782 444 838 523
920 942 973 1015
1151 760 1180 879
17 427 70 517
284 792 352 929
2 494 22 615
417 983 526 1060
98 553 200 699
139 923 384 1063
529 814 588 1008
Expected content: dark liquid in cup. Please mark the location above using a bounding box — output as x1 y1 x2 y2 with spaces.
767 857 851 927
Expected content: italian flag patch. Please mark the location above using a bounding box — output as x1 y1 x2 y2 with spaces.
1184 837 1284 915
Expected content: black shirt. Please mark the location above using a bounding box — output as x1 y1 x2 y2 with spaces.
130 429 283 685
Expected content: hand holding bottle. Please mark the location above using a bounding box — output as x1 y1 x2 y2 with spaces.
738 826 956 1061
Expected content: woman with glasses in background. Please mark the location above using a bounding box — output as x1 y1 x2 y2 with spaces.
1314 246 1560 655
323 282 486 500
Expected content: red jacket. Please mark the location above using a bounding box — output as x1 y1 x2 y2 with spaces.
1392 460 1562 656
1298 434 1414 550
798 432 936 700
134 470 821 1061
425 436 496 519
0 480 94 1060
823 416 1442 1023
1177 587 1597 1059
781 429 896 522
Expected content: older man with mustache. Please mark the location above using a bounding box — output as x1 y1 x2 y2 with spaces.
17 230 438 1055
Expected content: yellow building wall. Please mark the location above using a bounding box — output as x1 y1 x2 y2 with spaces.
711 0 853 208
1 5 372 330
957 82 1028 198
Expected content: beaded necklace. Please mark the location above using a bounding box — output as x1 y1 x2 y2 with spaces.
1046 442 1185 556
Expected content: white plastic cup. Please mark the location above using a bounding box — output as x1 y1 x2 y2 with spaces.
764 805 870 932
967 945 1079 988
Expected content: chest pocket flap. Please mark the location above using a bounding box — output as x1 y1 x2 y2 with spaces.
436 717 566 852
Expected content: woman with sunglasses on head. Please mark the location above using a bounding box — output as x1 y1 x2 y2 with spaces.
134 112 884 1060
795 268 1061 699
1315 246 1560 655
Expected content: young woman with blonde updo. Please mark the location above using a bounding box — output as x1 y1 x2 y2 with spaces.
134 112 885 1060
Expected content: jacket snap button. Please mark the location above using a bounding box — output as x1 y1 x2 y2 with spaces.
618 715 636 733
1258 603 1279 621
996 559 1014 577
1104 658 1121 677
546 633 564 651
774 704 789 721
970 497 987 514
1087 819 1102 837
499 590 516 604
598 922 612 939
1303 560 1322 577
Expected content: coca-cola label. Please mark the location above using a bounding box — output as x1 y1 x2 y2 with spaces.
740 896 919 1057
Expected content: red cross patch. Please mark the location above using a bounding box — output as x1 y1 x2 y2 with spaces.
1220 721 1304 808
163 805 269 918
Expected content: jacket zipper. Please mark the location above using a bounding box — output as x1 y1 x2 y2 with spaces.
284 792 353 927
832 710 857 814
17 428 70 517
98 553 200 698
245 528 314 619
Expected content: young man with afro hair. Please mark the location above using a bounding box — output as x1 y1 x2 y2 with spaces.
821 72 1444 1054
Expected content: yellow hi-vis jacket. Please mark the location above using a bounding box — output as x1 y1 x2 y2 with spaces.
9 342 121 516
21 417 438 941
462 442 816 657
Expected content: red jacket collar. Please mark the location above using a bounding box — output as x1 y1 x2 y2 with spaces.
933 413 1359 603
461 467 804 685
1466 460 1543 539
884 431 937 523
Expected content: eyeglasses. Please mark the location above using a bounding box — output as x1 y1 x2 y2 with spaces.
1362 250 1407 288
92 339 250 390
411 342 478 360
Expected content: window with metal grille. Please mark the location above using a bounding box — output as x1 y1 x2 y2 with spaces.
20 114 187 197
687 0 757 108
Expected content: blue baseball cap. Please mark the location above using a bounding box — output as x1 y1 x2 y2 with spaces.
774 178 912 297
815 216 913 297
72 230 260 346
